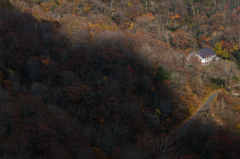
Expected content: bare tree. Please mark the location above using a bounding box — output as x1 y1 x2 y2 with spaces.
203 109 210 124
156 137 174 155
215 99 226 110
138 130 153 145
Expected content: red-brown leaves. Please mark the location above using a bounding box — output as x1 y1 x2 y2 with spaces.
126 0 145 21
128 65 134 74
171 29 197 49
210 13 224 29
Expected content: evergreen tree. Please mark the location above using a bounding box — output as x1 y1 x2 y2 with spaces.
155 66 171 81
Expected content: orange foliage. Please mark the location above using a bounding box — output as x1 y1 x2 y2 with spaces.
40 3 51 12
41 55 51 67
151 86 155 91
148 13 154 21
163 80 171 86
148 13 153 17
198 34 211 47
236 6 240 11
171 14 180 20
206 37 211 42
198 34 207 42
83 3 92 13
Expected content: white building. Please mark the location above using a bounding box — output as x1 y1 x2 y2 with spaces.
188 47 218 66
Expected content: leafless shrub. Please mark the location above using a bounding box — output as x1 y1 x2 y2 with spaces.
156 137 174 154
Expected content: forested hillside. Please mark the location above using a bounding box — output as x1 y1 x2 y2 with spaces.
0 0 240 158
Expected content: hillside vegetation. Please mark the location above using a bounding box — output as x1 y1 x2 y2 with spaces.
0 0 240 158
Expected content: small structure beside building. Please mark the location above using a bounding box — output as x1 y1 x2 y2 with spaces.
229 86 240 96
187 47 218 66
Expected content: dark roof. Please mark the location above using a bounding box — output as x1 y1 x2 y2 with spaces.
197 47 216 58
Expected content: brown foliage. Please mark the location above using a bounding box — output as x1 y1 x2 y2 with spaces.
1 1 240 158
171 29 197 49
63 85 92 103
125 0 145 21
210 13 224 29
198 34 210 48
217 93 232 105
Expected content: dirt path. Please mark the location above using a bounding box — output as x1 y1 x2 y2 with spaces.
176 92 219 133
168 84 240 138
167 91 220 137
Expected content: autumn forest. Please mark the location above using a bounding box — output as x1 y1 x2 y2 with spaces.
0 0 240 158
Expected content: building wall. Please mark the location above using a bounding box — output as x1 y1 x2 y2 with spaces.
187 52 217 66
201 55 216 65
